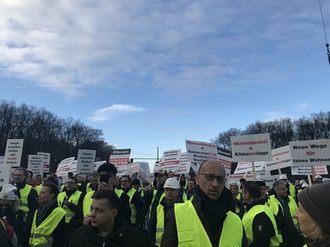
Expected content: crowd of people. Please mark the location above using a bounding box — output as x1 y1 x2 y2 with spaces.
0 160 329 247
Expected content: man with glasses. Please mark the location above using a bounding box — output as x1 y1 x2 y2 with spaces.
161 160 248 247
119 175 144 228
268 180 298 247
57 177 84 237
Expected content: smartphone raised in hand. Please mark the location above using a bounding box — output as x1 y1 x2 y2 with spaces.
100 174 109 184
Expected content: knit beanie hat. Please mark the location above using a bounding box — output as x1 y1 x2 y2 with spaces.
0 184 17 201
297 182 330 233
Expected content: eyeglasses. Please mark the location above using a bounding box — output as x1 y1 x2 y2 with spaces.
0 204 11 208
198 173 225 183
120 180 129 183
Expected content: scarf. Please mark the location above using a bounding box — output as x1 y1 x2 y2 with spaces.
195 186 228 236
36 198 57 226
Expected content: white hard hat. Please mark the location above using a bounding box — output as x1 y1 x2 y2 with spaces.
302 183 309 188
163 178 180 189
315 174 323 179
279 174 288 180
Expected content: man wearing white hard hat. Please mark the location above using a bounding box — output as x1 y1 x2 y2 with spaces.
148 177 183 246
278 174 296 199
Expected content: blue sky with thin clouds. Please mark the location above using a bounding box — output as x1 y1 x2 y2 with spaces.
0 1 329 171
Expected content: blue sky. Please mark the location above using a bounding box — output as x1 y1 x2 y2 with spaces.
0 1 329 171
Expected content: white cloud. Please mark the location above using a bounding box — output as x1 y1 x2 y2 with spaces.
89 104 147 122
293 103 311 111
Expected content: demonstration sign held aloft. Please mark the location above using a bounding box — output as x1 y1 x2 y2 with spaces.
56 157 75 177
77 149 96 176
291 166 328 176
37 152 51 173
27 155 43 176
264 145 292 171
186 140 218 163
4 139 24 166
234 161 265 174
160 149 181 171
289 139 330 166
231 133 272 162
109 148 131 176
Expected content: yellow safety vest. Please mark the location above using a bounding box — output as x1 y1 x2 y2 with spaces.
242 204 281 246
29 207 66 247
182 191 194 202
19 185 33 216
268 195 298 229
57 190 82 223
34 185 42 195
85 182 94 194
174 201 243 247
155 202 165 246
83 189 124 217
289 184 296 198
126 188 137 224
235 193 243 214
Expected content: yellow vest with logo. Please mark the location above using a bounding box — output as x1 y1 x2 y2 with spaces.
29 207 66 247
126 188 137 224
268 195 298 229
174 201 243 247
57 190 82 223
242 204 281 247
19 184 33 216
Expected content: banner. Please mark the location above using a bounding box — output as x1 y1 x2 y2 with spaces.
231 133 272 162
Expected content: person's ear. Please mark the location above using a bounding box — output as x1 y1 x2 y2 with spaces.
111 208 119 217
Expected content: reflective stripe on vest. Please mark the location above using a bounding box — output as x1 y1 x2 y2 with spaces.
242 204 281 247
57 190 82 223
174 201 243 247
126 188 137 224
20 185 33 216
268 195 298 229
155 203 165 246
29 207 66 247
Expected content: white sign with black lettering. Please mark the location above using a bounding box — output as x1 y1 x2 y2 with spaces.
186 140 218 163
289 139 330 166
264 146 292 171
231 133 272 162
77 149 96 175
27 155 43 175
4 139 24 166
291 165 328 175
37 152 51 173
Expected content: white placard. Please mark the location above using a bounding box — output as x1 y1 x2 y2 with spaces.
56 157 75 177
160 149 181 171
176 152 191 175
218 154 232 177
0 164 12 187
186 140 218 163
234 161 265 174
291 166 328 175
37 152 51 173
27 155 43 176
231 133 272 162
76 149 96 175
0 156 5 165
4 139 24 166
289 139 330 166
138 162 150 174
264 146 292 171
110 149 131 176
